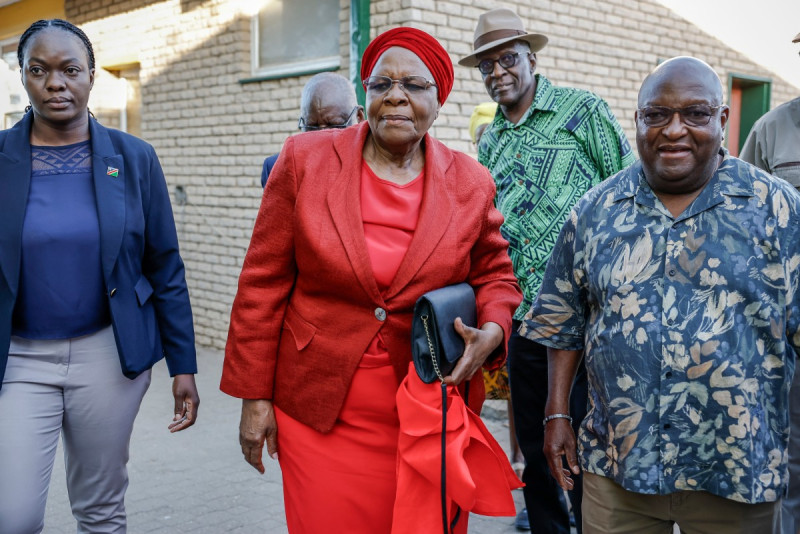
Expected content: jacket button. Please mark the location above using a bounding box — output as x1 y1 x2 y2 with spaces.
374 307 386 321
109 288 117 297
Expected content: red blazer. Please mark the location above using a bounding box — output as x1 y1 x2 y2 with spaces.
221 122 521 433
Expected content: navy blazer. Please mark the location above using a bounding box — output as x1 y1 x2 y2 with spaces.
260 153 279 188
0 112 197 389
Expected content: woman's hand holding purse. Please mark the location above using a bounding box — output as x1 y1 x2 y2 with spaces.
443 319 503 386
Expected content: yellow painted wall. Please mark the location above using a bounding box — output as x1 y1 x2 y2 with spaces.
0 0 64 41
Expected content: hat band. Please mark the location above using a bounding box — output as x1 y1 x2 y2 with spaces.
474 29 525 50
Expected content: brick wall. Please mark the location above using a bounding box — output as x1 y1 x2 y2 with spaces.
65 0 798 349
388 0 797 154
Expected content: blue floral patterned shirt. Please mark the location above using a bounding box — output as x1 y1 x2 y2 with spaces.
521 152 800 504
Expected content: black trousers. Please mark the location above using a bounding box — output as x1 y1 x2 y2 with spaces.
509 320 588 534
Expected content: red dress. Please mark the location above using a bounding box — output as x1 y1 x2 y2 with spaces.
274 162 424 534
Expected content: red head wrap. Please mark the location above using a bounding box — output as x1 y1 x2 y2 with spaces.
360 27 454 105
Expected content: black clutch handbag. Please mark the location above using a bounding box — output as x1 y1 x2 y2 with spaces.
411 283 477 383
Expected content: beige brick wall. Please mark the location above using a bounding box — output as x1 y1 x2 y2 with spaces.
64 0 798 349
390 0 797 154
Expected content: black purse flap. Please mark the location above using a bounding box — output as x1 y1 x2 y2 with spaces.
411 283 477 383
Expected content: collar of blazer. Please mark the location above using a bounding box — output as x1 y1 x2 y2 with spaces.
0 111 126 294
326 121 457 301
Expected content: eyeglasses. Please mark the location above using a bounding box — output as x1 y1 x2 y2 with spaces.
298 106 360 132
476 52 523 75
637 105 723 128
362 76 436 95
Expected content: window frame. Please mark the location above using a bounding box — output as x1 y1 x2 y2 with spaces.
249 4 341 80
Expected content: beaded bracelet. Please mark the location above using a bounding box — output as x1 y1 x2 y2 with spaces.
542 413 573 427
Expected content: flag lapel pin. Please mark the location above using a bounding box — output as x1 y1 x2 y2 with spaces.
107 167 119 177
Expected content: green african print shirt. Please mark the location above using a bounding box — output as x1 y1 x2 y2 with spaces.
522 153 800 504
478 74 634 319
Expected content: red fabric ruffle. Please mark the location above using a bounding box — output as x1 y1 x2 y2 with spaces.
392 363 523 533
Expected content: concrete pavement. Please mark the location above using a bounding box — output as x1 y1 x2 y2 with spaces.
42 346 528 533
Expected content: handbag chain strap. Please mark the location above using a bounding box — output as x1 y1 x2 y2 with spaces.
421 314 445 383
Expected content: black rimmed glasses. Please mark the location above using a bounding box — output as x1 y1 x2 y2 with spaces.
476 52 523 76
362 76 436 95
638 105 723 128
298 106 360 132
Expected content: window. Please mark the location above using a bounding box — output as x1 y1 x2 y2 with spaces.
726 74 771 157
1 39 25 128
252 0 341 78
98 65 141 137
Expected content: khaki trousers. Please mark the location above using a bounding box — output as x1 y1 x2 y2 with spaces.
582 472 780 534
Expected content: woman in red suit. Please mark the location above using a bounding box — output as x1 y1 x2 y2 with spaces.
221 27 521 533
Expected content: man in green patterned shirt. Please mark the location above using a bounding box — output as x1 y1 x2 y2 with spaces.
460 8 634 533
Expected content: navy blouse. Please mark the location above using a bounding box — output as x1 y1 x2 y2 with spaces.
12 140 111 339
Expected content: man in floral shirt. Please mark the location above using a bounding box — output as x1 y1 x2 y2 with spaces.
523 56 800 533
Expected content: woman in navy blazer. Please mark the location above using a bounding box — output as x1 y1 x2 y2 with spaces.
0 20 199 533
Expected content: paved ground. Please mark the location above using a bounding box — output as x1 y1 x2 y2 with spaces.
42 346 530 533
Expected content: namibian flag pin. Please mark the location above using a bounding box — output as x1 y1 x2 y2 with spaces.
107 167 119 177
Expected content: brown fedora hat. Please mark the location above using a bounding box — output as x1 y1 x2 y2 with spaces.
794 32 800 43
458 8 548 68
